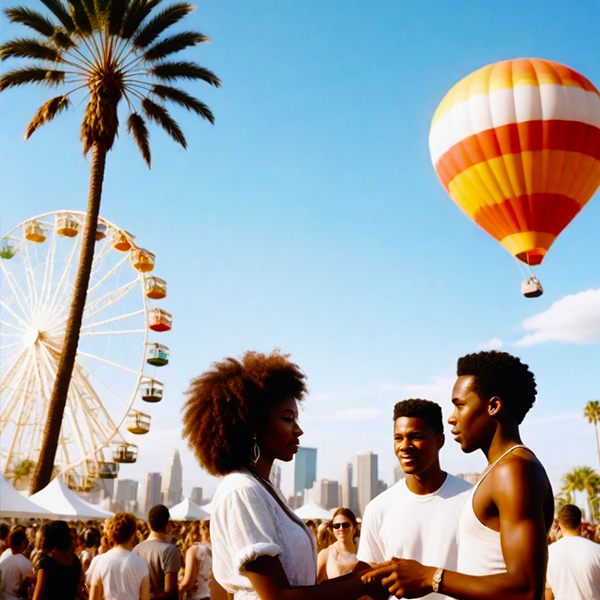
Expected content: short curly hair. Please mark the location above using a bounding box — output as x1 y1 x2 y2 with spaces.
457 351 537 424
393 399 444 435
182 350 307 476
105 512 137 546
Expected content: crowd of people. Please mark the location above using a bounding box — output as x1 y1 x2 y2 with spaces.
2 349 600 600
0 512 212 600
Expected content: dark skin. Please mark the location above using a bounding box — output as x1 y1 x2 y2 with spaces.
362 375 554 600
242 397 386 600
354 416 448 574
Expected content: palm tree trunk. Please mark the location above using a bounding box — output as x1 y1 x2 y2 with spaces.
30 144 108 494
595 421 600 472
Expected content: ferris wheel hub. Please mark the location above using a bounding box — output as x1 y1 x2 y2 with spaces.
23 327 40 348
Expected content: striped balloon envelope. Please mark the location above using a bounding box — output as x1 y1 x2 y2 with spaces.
429 58 600 266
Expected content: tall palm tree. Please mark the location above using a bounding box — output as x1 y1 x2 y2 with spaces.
1 0 220 493
562 466 600 521
584 400 600 471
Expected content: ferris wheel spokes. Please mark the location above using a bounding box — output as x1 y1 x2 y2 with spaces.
1 262 33 318
83 279 140 320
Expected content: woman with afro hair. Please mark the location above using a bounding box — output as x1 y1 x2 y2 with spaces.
182 351 383 600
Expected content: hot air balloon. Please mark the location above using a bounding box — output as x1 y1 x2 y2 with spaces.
429 58 600 297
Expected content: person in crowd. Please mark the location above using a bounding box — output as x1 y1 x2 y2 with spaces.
356 399 471 599
0 524 9 556
362 350 554 599
0 528 35 600
317 522 335 554
199 520 211 552
132 504 181 600
318 508 359 582
304 521 318 541
79 527 101 575
179 528 212 600
32 520 82 600
181 350 385 600
87 512 150 600
546 504 600 600
98 533 110 555
29 527 47 571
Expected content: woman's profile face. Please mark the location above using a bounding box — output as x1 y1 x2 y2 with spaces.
258 397 303 463
332 514 355 543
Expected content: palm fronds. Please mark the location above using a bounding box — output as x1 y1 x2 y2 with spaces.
66 0 93 33
151 84 214 123
51 29 75 49
121 0 162 38
106 0 130 35
0 37 63 62
143 31 208 61
38 0 75 31
142 97 186 148
0 67 65 91
133 2 193 48
150 61 221 86
127 112 151 166
4 6 56 36
25 95 71 139
2 0 217 155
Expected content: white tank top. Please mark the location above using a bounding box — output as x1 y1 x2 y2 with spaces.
457 445 530 576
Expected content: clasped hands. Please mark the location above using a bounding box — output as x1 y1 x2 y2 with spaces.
360 558 437 599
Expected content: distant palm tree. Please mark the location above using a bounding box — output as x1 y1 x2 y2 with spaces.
584 400 600 471
1 0 220 493
5 459 36 491
562 466 600 521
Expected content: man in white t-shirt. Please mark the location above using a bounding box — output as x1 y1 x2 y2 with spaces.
546 503 600 600
0 529 35 600
356 398 472 599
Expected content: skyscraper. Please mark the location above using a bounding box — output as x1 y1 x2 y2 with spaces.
162 449 183 508
342 461 359 515
190 487 203 505
294 447 317 496
145 472 163 513
356 452 378 516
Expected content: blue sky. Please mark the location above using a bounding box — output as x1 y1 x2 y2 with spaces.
1 0 600 499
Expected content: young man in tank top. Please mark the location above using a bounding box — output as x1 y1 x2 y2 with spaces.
362 351 554 600
356 399 472 599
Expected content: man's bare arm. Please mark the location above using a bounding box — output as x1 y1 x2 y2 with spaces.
363 457 550 600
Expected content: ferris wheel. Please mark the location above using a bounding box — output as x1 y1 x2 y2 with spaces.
0 211 172 491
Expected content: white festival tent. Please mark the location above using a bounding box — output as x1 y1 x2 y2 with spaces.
294 502 333 520
29 476 114 520
169 498 210 521
0 475 53 518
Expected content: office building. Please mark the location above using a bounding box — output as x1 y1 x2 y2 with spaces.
356 452 378 516
294 447 317 496
162 449 183 508
145 472 163 513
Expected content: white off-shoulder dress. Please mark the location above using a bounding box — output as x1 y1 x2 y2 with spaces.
211 469 317 600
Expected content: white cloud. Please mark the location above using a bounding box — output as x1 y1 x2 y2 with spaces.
515 289 600 347
477 337 503 350
332 407 385 421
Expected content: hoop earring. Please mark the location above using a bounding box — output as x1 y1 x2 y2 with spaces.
250 436 261 465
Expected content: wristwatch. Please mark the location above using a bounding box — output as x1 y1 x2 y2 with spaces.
432 568 444 593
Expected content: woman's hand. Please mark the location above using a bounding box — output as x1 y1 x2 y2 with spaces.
361 558 436 598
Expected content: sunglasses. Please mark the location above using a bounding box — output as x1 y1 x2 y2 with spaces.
332 522 352 530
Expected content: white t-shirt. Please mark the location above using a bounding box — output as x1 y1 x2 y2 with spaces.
357 474 472 600
87 546 149 600
547 535 600 600
211 470 317 600
0 550 33 600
